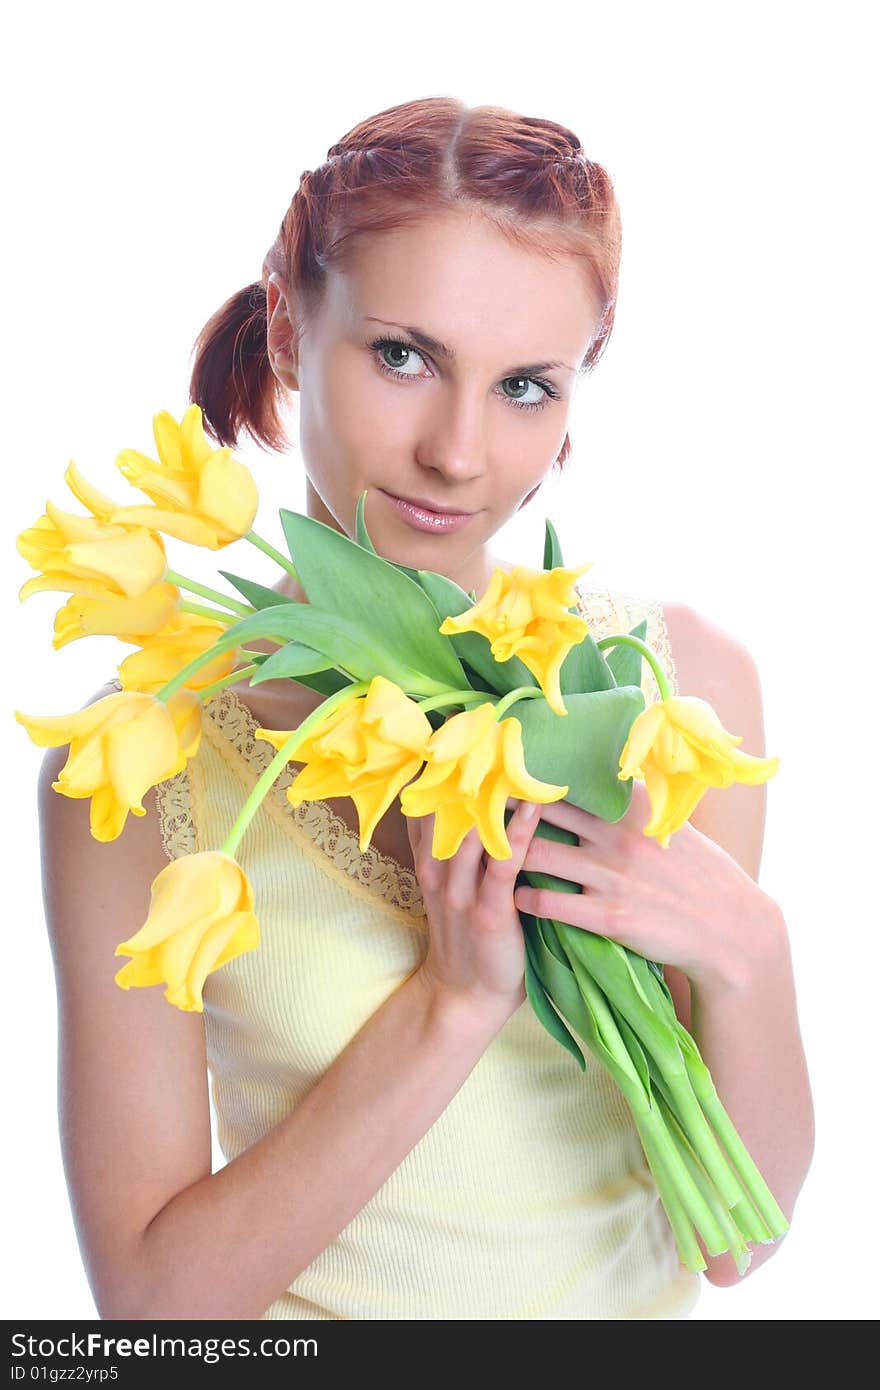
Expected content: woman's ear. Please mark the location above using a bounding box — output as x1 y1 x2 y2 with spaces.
266 273 300 390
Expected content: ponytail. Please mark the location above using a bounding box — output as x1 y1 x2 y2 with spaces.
189 281 290 452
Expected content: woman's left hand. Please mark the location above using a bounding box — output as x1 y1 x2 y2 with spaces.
513 781 783 994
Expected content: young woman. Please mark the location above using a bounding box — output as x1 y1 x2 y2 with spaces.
38 96 813 1320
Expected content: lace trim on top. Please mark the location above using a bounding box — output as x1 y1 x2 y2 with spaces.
586 584 679 702
200 685 428 919
136 583 676 916
107 677 198 861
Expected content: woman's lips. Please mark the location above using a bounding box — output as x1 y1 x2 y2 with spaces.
379 489 475 533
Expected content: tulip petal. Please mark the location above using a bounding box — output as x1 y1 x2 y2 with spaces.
500 717 567 803
64 462 121 521
724 748 781 784
657 721 702 774
108 507 222 548
619 702 666 776
180 911 260 1010
64 530 167 597
56 735 107 795
152 411 186 472
105 706 179 811
196 451 259 539
44 500 103 544
179 403 216 467
19 573 120 601
114 461 195 510
15 694 123 747
90 782 131 842
666 696 744 753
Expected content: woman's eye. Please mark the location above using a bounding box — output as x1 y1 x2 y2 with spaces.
368 337 558 412
374 340 426 376
500 376 548 408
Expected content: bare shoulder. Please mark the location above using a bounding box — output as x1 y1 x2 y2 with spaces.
661 601 759 682
37 681 211 1316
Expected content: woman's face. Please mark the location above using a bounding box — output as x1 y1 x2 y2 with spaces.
267 207 602 600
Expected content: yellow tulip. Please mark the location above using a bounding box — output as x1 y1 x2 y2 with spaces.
438 562 594 716
399 702 568 860
255 676 434 853
52 581 181 650
114 851 259 1012
618 695 780 848
15 688 202 842
116 611 238 694
17 459 168 602
109 404 259 549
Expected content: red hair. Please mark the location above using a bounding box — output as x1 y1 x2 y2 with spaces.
189 97 622 471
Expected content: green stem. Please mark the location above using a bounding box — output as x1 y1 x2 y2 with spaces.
198 663 261 702
493 685 546 720
596 633 671 701
179 599 240 624
653 1088 752 1276
560 942 729 1255
636 1111 706 1272
416 688 494 715
165 567 253 617
221 680 369 857
414 684 547 719
641 1098 731 1257
244 529 300 580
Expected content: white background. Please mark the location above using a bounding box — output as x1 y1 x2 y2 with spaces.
3 0 876 1321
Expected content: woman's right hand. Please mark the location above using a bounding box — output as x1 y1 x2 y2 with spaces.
406 797 541 1021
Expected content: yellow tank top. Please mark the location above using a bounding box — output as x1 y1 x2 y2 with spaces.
151 581 702 1320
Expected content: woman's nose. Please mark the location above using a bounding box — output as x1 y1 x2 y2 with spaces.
414 388 488 482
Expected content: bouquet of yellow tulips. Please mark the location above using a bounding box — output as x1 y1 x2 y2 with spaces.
15 404 788 1276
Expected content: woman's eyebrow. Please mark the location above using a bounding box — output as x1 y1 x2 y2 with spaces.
362 316 576 376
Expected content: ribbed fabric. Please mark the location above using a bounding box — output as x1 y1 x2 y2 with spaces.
152 582 702 1320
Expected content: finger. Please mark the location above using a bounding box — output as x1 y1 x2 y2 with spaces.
445 822 488 905
480 800 540 898
534 796 607 843
512 884 650 957
512 882 603 931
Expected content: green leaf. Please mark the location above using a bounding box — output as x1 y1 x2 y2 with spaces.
278 507 468 691
353 490 380 557
242 603 445 694
353 491 424 584
543 516 564 570
558 923 686 1069
605 618 648 688
559 628 617 695
514 686 643 821
249 642 342 682
280 669 355 701
521 917 586 1070
609 1000 653 1099
217 570 297 611
530 917 595 1041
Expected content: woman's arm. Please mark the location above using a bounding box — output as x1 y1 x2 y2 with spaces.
513 606 814 1288
663 605 815 1286
40 686 517 1322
